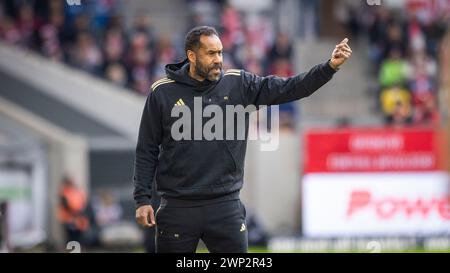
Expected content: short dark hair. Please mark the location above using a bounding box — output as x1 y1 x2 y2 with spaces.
184 26 219 55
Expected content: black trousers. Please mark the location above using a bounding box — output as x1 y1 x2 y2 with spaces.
155 199 248 253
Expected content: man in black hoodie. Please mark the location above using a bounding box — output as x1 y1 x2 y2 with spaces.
134 26 352 253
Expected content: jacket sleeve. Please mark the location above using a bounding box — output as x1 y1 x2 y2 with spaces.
133 91 162 209
241 60 337 106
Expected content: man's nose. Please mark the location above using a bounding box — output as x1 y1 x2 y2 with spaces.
213 54 222 64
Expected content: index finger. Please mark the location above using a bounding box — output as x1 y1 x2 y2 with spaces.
339 38 349 45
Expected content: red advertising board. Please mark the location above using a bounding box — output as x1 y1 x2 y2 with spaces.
406 0 450 15
304 128 446 173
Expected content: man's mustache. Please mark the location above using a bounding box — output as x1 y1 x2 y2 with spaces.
210 64 223 70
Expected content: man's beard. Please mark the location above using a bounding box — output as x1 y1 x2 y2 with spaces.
195 59 222 81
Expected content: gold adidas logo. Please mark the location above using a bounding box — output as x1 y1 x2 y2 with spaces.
175 98 185 106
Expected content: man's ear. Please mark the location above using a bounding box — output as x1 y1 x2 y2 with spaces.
187 50 196 63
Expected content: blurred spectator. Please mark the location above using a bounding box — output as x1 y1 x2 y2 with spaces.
105 62 127 87
71 13 91 38
220 3 243 52
129 13 155 49
407 14 426 54
38 11 65 61
16 4 39 48
152 35 177 80
58 176 90 244
69 31 103 75
0 16 21 45
423 14 448 57
235 40 259 70
408 66 436 107
101 26 127 84
407 49 437 79
267 33 293 69
126 31 153 95
413 93 440 126
380 85 411 117
93 190 122 227
383 23 408 60
245 58 263 75
269 57 293 77
102 27 126 67
386 100 413 127
269 58 297 131
91 0 121 31
378 47 408 88
367 7 392 68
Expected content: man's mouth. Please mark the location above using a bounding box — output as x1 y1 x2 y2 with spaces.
211 67 221 73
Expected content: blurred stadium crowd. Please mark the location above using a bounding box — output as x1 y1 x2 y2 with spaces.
1 1 449 126
0 0 183 94
0 0 297 129
0 1 293 91
341 3 449 127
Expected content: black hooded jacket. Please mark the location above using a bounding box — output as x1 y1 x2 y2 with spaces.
133 59 337 208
